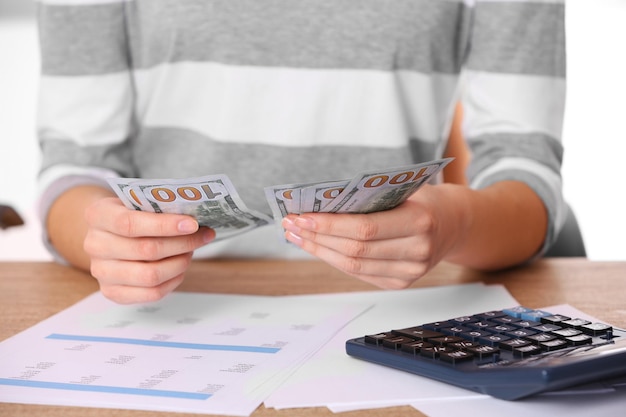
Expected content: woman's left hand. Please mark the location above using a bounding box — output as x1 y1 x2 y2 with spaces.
281 184 467 289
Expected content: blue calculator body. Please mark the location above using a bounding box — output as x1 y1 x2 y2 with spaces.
345 306 626 400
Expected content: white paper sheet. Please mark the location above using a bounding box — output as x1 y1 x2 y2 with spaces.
0 291 371 416
264 283 519 410
414 386 626 417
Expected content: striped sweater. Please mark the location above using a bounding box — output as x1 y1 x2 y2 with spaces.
36 0 566 259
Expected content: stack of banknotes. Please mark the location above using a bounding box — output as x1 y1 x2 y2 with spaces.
107 158 452 241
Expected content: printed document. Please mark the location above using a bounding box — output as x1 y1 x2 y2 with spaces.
0 291 370 416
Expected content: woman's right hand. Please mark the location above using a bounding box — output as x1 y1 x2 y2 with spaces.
83 196 215 304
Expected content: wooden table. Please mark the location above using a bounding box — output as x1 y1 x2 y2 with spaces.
1 258 625 416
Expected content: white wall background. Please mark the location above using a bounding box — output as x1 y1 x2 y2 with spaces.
0 1 49 260
560 0 626 261
1 1 624 261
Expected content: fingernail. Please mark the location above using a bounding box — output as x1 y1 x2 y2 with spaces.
282 216 299 232
203 229 215 243
294 216 316 230
285 231 303 246
178 219 198 233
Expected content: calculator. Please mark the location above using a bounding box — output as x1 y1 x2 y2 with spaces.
345 306 626 400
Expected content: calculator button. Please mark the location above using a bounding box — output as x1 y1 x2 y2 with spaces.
430 336 465 346
401 341 433 354
451 316 478 325
467 321 494 330
520 310 552 322
539 339 569 351
512 320 541 328
450 341 480 350
422 321 454 331
505 328 538 339
492 316 521 325
513 344 543 358
526 333 558 344
565 334 593 346
581 323 613 336
382 336 415 349
442 325 472 336
499 338 533 351
503 306 534 318
461 330 492 342
392 327 444 340
420 346 454 359
364 333 391 346
532 323 562 332
552 328 582 338
479 334 511 347
489 324 517 334
464 344 500 359
541 314 571 325
440 349 474 364
562 318 591 329
476 310 507 320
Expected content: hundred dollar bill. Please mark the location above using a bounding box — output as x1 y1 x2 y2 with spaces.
107 175 272 241
322 158 454 214
263 181 319 220
107 177 155 212
299 179 349 213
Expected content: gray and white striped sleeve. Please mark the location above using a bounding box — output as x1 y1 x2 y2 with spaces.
462 0 567 254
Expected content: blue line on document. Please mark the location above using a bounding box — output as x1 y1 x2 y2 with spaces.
0 378 211 399
46 333 281 353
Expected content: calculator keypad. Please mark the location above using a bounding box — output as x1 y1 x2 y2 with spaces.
363 308 613 365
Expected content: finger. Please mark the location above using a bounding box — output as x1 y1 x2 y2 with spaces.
284 203 430 242
90 252 194 289
285 227 432 261
286 230 430 284
99 274 187 304
84 228 215 261
85 197 201 238
352 273 420 290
